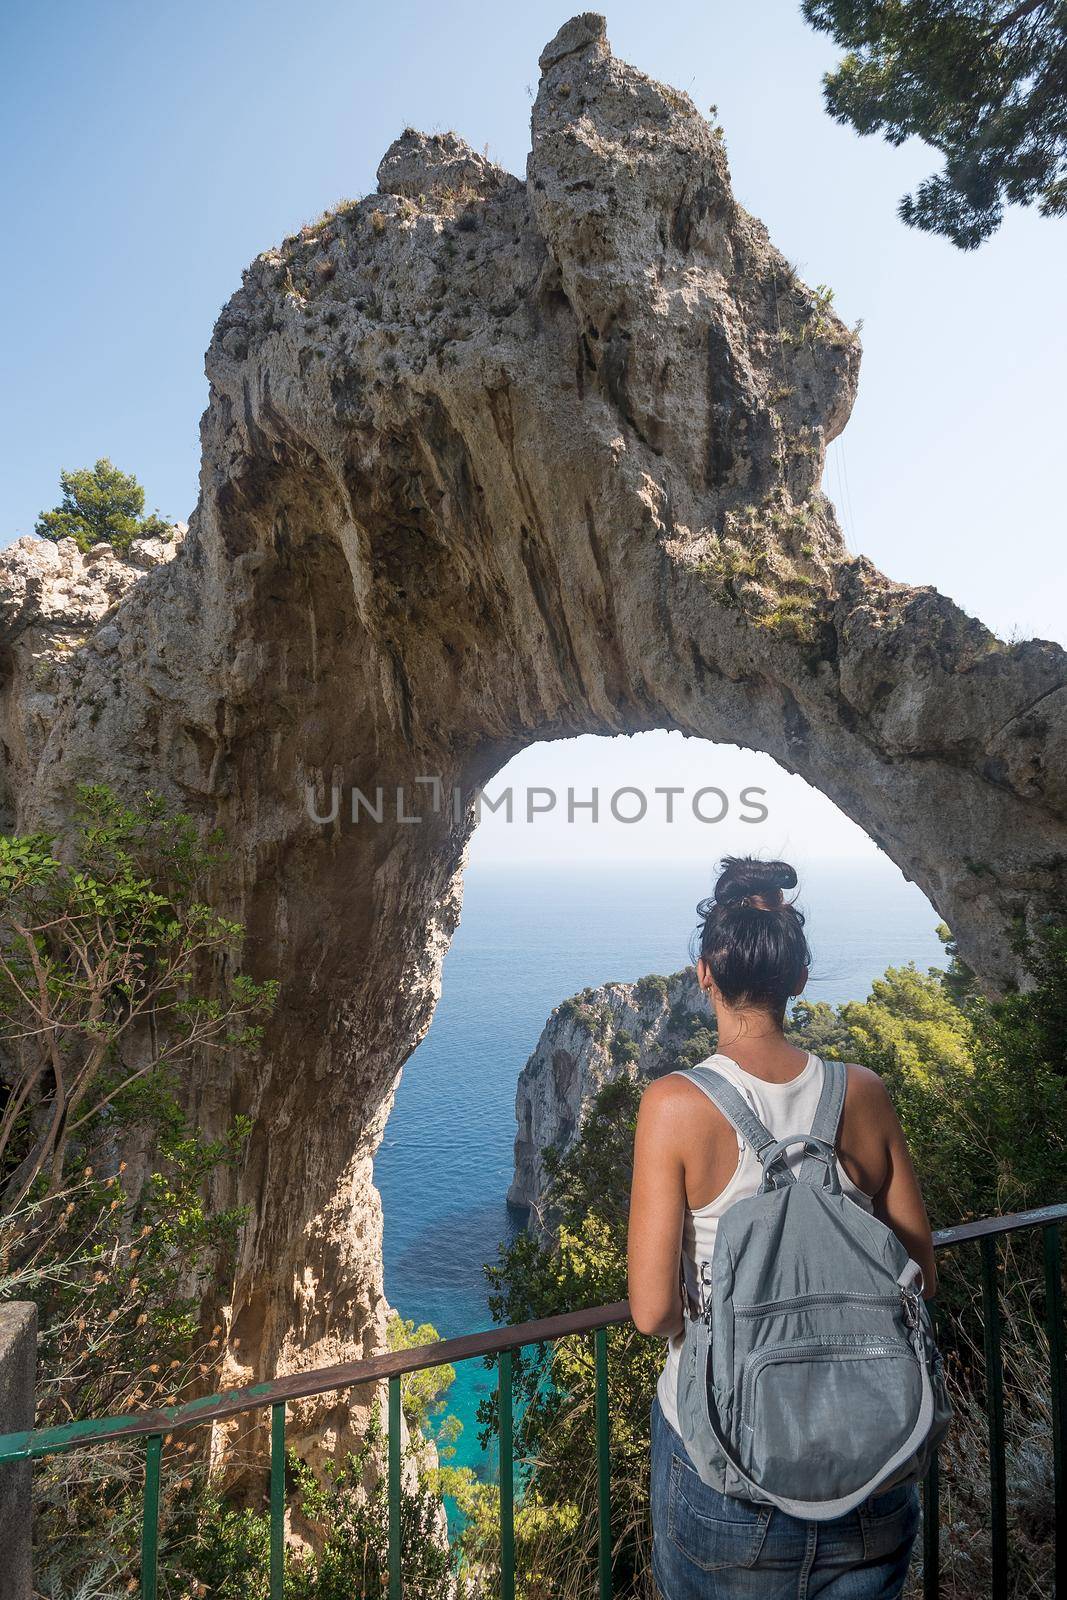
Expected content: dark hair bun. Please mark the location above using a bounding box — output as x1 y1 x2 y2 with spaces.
713 857 798 911
692 856 809 1016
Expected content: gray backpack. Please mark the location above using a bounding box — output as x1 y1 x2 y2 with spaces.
672 1058 951 1519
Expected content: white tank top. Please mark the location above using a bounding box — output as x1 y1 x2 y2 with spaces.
655 1051 874 1435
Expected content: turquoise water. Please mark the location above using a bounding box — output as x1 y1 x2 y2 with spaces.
374 857 947 1495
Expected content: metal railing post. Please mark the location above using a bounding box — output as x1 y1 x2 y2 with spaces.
389 1374 402 1600
499 1346 515 1600
140 1433 162 1600
595 1326 612 1600
980 1235 1008 1595
1045 1224 1065 1599
270 1402 286 1600
922 1301 940 1600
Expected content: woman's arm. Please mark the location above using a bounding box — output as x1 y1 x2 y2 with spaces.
865 1070 939 1298
627 1077 688 1338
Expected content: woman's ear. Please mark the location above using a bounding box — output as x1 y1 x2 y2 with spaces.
792 963 809 998
697 958 719 1007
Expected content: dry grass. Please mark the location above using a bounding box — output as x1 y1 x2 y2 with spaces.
904 1299 1058 1599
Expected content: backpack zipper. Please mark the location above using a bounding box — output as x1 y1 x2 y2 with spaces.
740 1336 916 1429
734 1290 902 1318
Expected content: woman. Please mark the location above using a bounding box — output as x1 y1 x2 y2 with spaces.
627 857 936 1599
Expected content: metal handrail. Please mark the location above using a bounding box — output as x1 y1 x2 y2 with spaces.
2 1201 1064 1600
0 1297 633 1461
2 1204 1059 1463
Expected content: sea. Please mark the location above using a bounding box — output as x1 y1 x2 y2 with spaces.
374 856 947 1508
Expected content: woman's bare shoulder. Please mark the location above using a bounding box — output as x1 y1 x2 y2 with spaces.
842 1061 899 1123
638 1069 729 1123
641 1069 707 1107
843 1059 882 1087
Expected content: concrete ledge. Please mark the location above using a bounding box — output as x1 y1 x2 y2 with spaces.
0 1303 37 1600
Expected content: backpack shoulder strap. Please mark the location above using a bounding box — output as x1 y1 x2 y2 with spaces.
799 1057 848 1184
674 1064 777 1160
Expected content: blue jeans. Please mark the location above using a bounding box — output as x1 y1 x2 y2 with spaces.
650 1392 919 1599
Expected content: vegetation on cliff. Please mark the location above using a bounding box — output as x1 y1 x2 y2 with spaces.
34 458 172 554
0 787 275 1594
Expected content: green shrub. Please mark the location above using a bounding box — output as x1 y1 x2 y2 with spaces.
34 457 172 554
610 1029 639 1067
633 975 668 1008
191 1410 460 1599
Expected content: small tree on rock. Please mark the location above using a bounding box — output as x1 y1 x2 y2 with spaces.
35 457 172 554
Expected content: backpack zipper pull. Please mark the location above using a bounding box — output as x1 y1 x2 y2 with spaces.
698 1260 714 1324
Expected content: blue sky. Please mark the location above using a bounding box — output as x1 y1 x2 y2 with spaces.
3 0 1064 861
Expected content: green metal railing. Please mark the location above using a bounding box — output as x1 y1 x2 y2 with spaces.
1 1202 1064 1598
918 1203 1067 1600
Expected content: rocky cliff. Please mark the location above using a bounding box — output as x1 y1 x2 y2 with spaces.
2 12 1065 1457
508 968 710 1226
0 529 184 830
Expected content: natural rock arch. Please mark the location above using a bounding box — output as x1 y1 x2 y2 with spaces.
3 14 1065 1446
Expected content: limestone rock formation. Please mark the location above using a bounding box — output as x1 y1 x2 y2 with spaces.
0 528 185 829
2 13 1066 1455
508 969 707 1227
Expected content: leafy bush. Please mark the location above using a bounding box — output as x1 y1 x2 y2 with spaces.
610 1030 639 1068
479 1076 652 1594
1 790 485 1598
667 1024 717 1072
387 1312 461 1462
25 1116 250 1599
632 976 668 1008
0 784 274 1212
191 1406 459 1600
837 939 1067 1231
